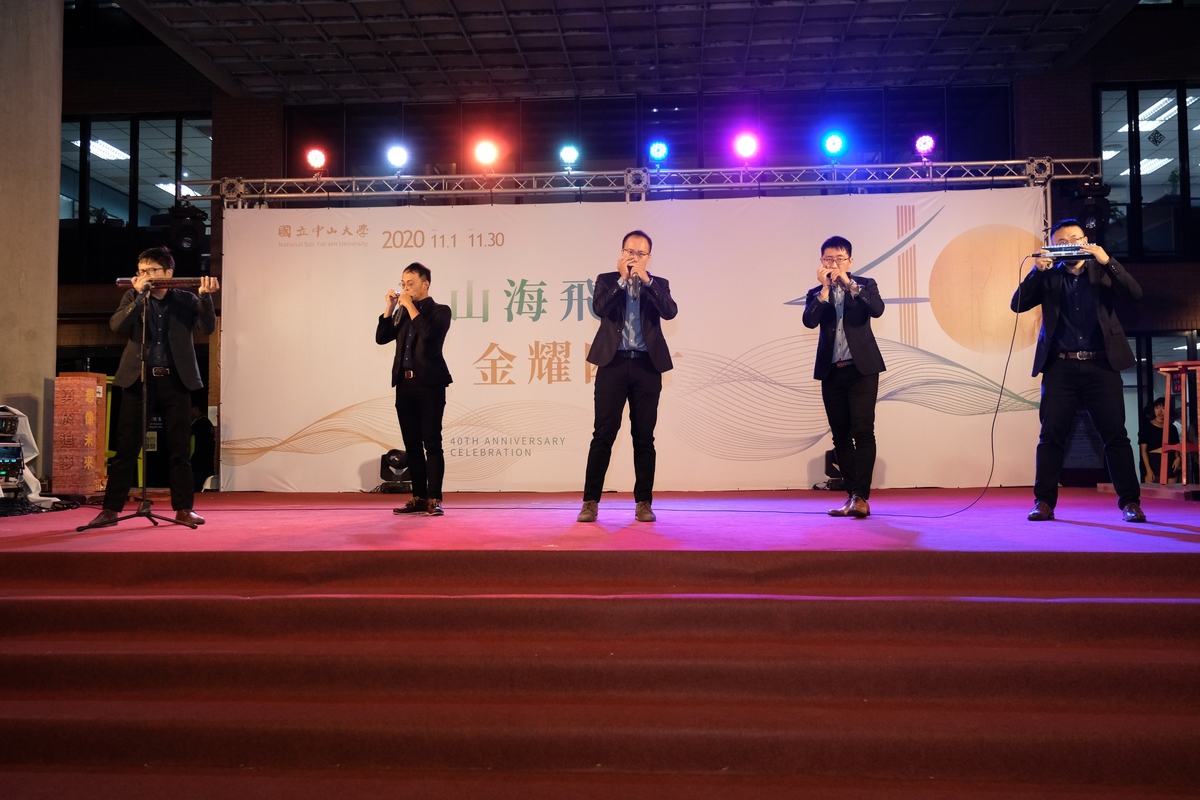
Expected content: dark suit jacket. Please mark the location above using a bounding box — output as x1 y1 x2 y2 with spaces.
586 272 679 374
802 275 886 381
376 296 453 388
111 288 216 391
1010 258 1141 376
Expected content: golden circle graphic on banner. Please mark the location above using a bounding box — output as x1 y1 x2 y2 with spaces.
928 224 1043 354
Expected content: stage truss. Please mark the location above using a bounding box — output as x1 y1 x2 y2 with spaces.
200 157 1101 231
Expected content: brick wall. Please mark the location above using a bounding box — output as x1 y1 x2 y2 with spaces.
212 94 285 181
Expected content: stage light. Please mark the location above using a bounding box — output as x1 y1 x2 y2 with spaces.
733 133 759 159
822 133 845 158
475 141 498 166
915 135 936 158
306 149 327 170
649 141 668 162
559 145 579 166
387 146 409 169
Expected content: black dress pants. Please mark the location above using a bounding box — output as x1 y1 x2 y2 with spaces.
821 363 879 501
583 354 662 503
395 381 447 500
1035 356 1140 509
103 374 195 512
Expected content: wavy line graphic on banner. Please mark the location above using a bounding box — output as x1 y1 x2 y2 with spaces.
222 397 591 479
669 335 1038 461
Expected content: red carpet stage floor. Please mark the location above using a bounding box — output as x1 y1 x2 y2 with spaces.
3 486 1197 554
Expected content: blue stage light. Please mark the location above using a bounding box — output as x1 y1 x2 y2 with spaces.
648 141 668 161
560 145 579 166
822 133 845 158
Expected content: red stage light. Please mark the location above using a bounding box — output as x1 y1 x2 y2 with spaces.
474 141 499 166
306 149 327 170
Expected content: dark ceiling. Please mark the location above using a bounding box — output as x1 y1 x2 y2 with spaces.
118 0 1138 104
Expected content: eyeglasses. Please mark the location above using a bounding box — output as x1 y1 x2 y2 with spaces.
622 248 650 259
1053 235 1088 246
135 267 165 277
821 256 851 266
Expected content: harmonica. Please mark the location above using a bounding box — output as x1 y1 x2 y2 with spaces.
115 278 206 289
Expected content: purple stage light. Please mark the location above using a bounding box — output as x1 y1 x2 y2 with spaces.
915 135 936 157
733 133 759 159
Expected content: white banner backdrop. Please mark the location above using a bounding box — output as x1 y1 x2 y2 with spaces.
221 188 1046 493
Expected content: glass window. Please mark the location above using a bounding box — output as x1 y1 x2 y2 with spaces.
642 95 700 168
86 120 131 225
1136 89 1183 253
61 121 81 220
1188 87 1200 212
1099 90 1131 254
138 119 178 225
182 118 212 233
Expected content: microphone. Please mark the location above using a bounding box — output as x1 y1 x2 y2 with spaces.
1034 244 1095 260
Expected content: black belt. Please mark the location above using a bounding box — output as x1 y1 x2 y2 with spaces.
616 350 649 359
150 367 171 377
1058 351 1101 361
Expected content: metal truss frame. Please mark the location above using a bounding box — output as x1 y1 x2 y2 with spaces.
207 159 1101 228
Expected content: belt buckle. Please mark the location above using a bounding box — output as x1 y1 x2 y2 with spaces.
151 367 170 377
403 370 415 379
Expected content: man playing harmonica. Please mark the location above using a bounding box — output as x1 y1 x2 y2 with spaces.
85 247 218 528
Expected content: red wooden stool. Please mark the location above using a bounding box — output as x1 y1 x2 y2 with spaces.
1153 360 1200 486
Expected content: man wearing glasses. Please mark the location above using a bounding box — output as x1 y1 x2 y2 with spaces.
577 230 679 523
803 235 886 518
85 247 219 528
1011 218 1146 523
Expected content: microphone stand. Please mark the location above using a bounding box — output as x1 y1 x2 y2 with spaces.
77 283 198 531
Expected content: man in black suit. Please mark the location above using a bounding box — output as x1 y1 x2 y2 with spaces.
85 247 218 528
1011 219 1145 523
803 235 886 518
377 262 453 517
577 230 679 523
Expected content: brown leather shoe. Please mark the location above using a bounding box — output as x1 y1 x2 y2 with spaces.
393 497 428 514
828 497 854 517
1121 502 1146 523
176 509 205 526
577 500 598 522
1027 501 1054 521
635 501 656 522
425 499 444 517
86 509 119 528
848 495 870 518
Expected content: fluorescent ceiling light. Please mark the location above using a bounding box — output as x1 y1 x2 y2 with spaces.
1119 158 1174 177
155 183 200 197
1116 96 1189 133
1102 150 1120 160
71 139 130 160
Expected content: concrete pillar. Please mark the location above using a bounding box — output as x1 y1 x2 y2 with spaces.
0 2 63 478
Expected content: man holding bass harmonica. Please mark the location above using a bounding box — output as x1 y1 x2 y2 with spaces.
85 246 219 528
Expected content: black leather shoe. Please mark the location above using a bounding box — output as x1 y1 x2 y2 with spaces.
86 509 119 528
1121 502 1147 523
1027 501 1054 521
828 497 854 517
176 509 205 526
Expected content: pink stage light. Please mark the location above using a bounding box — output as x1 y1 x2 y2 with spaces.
915 135 936 157
733 133 759 159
